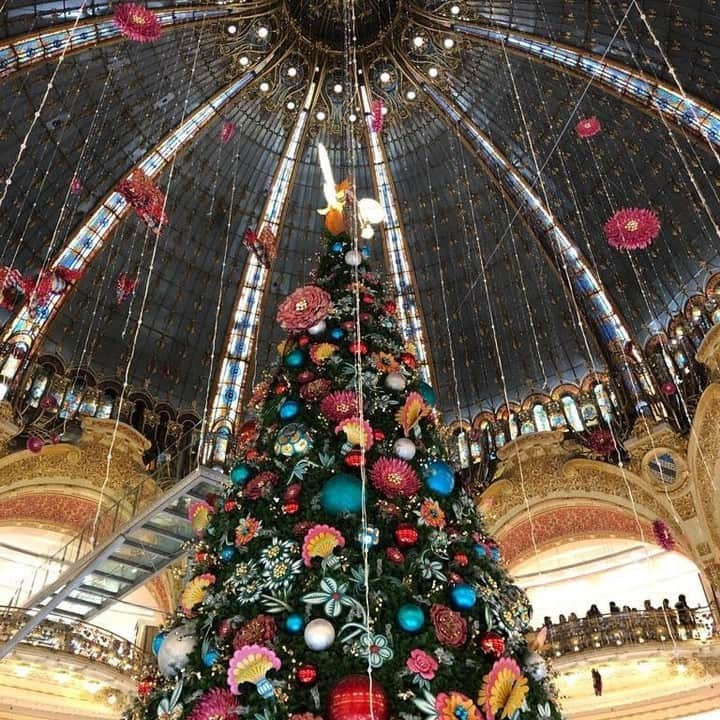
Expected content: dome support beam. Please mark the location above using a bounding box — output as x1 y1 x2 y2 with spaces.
357 80 434 387
205 61 324 464
0 2 276 80
411 8 720 151
396 63 650 399
0 47 284 397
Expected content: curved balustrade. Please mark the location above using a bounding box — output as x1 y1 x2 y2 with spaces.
542 607 717 659
0 605 151 673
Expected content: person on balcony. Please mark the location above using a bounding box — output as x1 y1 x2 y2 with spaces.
661 598 679 640
586 604 601 618
591 668 603 696
675 594 696 638
609 601 620 614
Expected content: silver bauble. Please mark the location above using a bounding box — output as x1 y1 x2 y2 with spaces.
524 650 547 681
157 624 197 677
393 437 417 460
308 319 327 336
384 372 406 392
304 618 335 651
344 250 363 267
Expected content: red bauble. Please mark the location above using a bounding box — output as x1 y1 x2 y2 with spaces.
296 664 318 686
479 631 506 657
283 502 300 515
218 618 233 639
400 352 416 368
360 313 371 323
453 552 469 567
283 483 302 502
297 370 315 383
195 550 208 562
328 675 389 720
274 384 288 395
395 524 419 548
344 449 365 468
298 335 311 347
448 572 464 586
661 381 677 396
137 677 154 697
342 320 356 331
224 499 237 512
373 429 385 442
362 294 374 304
383 301 396 315
26 436 43 454
386 547 404 564
348 341 368 355
245 449 260 461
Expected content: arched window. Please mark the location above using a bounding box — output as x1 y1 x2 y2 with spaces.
28 369 50 407
593 384 614 424
533 403 551 431
507 413 519 441
455 431 470 469
561 395 584 431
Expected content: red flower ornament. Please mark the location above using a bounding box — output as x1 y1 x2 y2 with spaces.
276 285 332 333
575 116 601 138
370 456 421 498
604 207 660 250
113 3 162 43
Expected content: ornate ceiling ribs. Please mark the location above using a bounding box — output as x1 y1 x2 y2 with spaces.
395 53 634 379
357 78 433 386
206 61 324 462
0 2 277 79
412 7 720 150
0 45 284 394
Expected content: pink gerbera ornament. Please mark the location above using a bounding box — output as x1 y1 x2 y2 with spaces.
575 116 601 138
604 207 660 250
113 3 162 43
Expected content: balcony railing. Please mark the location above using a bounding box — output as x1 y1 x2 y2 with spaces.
0 605 151 674
543 607 717 658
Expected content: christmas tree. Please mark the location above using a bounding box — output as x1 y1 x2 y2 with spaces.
126 152 562 720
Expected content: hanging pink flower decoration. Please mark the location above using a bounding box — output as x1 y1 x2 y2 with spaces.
116 272 137 304
604 207 660 250
220 121 236 143
116 169 168 232
113 3 162 43
24 267 81 315
188 688 239 720
243 226 277 267
276 285 332 332
652 518 675 550
0 266 25 310
587 428 617 456
371 98 385 134
69 176 82 194
575 116 601 138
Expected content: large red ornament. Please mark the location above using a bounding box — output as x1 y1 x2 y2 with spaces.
283 502 300 515
453 552 469 567
137 677 155 697
661 381 677 396
348 341 368 355
224 499 237 512
344 449 365 468
327 675 389 720
298 335 311 347
386 547 404 564
296 664 318 686
395 524 419 548
479 631 506 657
243 225 277 267
400 352 416 368
26 436 43 454
116 169 168 232
373 429 385 442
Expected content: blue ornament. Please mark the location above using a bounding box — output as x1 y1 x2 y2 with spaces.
489 546 501 562
417 381 437 406
285 613 305 635
474 544 488 558
279 399 300 420
397 604 425 633
423 459 455 496
219 545 236 562
330 327 345 341
360 245 370 257
331 241 344 253
152 631 166 656
321 474 362 515
356 526 380 549
230 463 251 485
202 649 220 667
451 584 477 610
285 349 306 368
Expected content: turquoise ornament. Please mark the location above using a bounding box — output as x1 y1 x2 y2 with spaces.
417 381 437 405
360 245 370 257
285 613 305 635
423 459 455 496
321 474 362 515
279 399 300 420
474 544 488 559
330 327 344 341
220 545 236 562
274 423 313 457
285 349 306 368
152 631 166 656
397 604 425 633
230 463 251 485
331 241 344 253
451 584 477 610
202 649 220 667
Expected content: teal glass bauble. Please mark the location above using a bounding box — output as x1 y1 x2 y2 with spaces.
285 613 305 635
202 649 220 667
152 631 166 656
230 463 251 485
274 423 313 457
423 459 455 496
330 327 344 340
321 474 362 515
219 545 236 562
331 241 344 253
279 399 300 420
285 349 305 368
397 604 425 633
417 380 437 406
450 584 477 610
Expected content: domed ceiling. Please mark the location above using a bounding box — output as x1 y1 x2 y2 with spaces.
0 0 719 426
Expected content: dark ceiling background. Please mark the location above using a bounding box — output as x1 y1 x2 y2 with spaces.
1 0 719 419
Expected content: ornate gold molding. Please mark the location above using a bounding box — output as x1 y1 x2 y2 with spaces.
697 325 720 380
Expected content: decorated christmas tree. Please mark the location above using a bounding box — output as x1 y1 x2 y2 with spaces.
126 150 562 720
